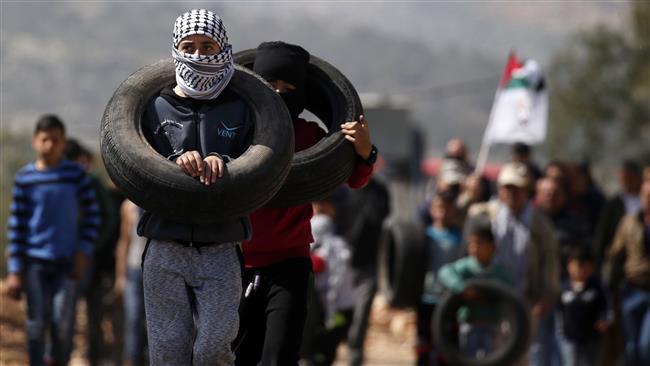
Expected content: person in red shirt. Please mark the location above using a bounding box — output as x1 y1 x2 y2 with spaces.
234 41 375 366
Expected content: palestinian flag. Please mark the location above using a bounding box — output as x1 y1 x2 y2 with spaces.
483 52 548 145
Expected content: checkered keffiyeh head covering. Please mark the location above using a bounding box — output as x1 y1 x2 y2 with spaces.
172 9 234 100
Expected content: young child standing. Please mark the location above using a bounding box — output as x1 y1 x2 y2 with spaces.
307 194 356 366
417 191 464 366
556 247 608 366
437 221 513 359
5 115 101 365
137 9 252 365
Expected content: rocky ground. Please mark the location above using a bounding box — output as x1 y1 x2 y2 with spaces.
1 280 415 366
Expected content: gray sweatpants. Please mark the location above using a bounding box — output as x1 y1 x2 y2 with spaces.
143 240 242 366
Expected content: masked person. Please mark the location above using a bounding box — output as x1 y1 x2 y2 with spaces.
234 41 376 366
138 9 253 365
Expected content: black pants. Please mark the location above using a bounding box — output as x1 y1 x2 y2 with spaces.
82 263 123 366
416 302 436 366
234 258 312 366
311 309 354 366
346 268 377 366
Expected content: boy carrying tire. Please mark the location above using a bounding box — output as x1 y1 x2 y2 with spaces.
438 220 514 359
137 9 252 365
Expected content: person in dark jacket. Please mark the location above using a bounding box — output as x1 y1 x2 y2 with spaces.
594 160 642 270
535 177 589 278
556 247 608 366
137 9 252 365
234 41 376 366
566 162 606 243
65 139 123 365
343 177 390 366
606 175 650 366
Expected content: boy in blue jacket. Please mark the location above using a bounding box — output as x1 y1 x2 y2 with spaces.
5 115 101 366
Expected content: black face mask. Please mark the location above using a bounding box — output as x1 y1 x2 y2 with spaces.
279 90 306 120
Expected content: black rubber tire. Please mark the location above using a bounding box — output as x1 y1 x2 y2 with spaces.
377 218 428 309
234 49 363 207
433 279 530 366
100 59 294 224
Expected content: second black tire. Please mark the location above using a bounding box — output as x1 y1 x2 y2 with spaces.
433 279 530 366
377 218 429 309
234 49 363 207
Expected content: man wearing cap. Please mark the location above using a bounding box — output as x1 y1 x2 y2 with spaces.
138 9 253 365
234 41 375 366
468 162 559 364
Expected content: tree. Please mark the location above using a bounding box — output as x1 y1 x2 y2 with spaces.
547 0 650 161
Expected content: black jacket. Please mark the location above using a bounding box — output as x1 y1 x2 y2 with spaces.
343 177 390 270
594 195 626 268
557 276 607 344
137 87 254 243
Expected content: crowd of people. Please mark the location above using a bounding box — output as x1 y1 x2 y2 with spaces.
412 139 650 366
4 7 649 366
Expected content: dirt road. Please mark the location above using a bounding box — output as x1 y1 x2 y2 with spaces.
1 280 415 366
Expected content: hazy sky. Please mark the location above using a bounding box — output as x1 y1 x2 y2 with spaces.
0 1 629 153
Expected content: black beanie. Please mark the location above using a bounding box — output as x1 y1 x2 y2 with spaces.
253 41 310 90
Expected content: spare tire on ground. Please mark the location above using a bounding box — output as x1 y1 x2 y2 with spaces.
377 218 428 309
433 279 530 366
234 49 363 207
100 59 294 224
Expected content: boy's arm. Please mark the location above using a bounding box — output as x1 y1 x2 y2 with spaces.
6 180 28 299
346 160 373 189
7 182 28 273
438 258 467 293
342 115 374 189
596 282 611 333
114 200 136 299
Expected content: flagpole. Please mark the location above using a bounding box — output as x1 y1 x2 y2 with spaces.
475 51 516 175
475 92 497 175
475 137 491 175
475 77 503 175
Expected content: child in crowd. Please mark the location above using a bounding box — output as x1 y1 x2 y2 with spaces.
5 115 101 365
417 191 465 366
305 194 356 366
556 247 608 366
437 220 513 359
